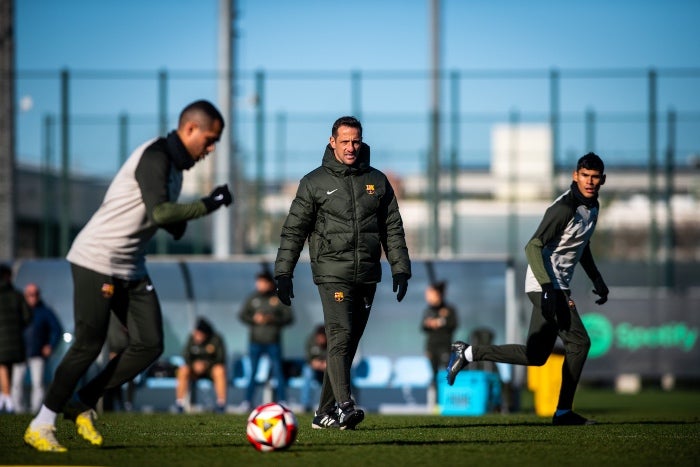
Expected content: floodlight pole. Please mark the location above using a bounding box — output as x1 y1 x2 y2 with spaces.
215 0 236 257
0 0 15 261
429 0 442 256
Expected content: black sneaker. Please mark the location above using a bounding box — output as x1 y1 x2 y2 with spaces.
337 401 364 431
552 411 597 426
311 409 340 429
446 341 469 386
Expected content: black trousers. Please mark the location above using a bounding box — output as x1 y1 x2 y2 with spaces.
316 282 375 413
472 290 591 410
44 264 163 412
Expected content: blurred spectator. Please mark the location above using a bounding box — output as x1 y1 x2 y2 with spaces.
175 317 227 413
301 324 327 412
421 281 458 387
11 283 63 414
238 270 293 409
102 314 135 412
0 264 31 413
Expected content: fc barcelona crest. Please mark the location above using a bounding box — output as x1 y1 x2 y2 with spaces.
334 291 345 302
365 184 375 195
101 283 114 298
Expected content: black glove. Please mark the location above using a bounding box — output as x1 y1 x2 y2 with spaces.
276 276 294 306
541 283 557 322
163 221 187 240
392 273 409 302
202 184 233 213
592 276 609 305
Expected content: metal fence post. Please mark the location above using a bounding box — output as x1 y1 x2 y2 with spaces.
59 68 71 256
648 68 658 290
42 114 55 257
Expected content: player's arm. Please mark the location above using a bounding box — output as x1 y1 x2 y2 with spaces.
213 335 226 365
524 202 572 286
275 177 316 278
579 242 601 280
276 305 294 327
380 177 411 278
47 309 63 350
135 149 208 226
238 298 256 324
182 338 194 366
580 242 609 304
445 305 458 332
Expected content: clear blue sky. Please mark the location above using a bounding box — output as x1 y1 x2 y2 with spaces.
14 0 700 177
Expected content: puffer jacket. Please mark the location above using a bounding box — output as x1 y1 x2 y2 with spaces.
275 142 411 284
0 280 29 364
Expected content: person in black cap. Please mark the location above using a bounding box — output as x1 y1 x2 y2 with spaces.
238 270 293 410
175 317 227 413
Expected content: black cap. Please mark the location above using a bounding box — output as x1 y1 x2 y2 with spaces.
195 317 214 336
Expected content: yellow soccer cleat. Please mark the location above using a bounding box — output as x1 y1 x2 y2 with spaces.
76 409 103 446
24 425 67 452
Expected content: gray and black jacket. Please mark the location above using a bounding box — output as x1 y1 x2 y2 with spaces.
67 131 209 280
524 182 603 293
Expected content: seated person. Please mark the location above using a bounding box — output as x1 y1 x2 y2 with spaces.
175 317 227 413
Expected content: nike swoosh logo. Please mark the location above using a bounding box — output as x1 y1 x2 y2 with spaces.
214 194 224 201
326 189 338 195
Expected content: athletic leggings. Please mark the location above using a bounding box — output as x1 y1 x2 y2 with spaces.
44 264 163 412
472 290 591 410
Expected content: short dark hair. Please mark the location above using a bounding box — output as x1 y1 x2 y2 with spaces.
179 100 225 131
331 116 362 138
0 264 11 282
577 152 605 173
195 317 214 336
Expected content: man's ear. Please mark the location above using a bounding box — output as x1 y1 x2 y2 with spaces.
329 136 336 149
600 174 606 186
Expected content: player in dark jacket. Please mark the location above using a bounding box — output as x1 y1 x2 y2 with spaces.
11 283 63 414
274 116 411 430
238 270 293 407
447 152 609 426
421 281 458 387
0 264 30 413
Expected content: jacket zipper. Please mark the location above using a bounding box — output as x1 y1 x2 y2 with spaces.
349 173 359 283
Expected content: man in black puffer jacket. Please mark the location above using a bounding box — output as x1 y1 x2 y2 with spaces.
275 116 411 431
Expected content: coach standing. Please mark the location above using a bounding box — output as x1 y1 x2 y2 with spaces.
24 100 232 452
274 116 411 430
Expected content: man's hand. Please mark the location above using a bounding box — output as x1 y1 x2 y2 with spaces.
592 276 609 305
393 273 409 302
202 184 233 212
541 283 557 322
276 276 294 306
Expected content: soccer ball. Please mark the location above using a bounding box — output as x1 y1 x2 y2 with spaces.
246 402 298 452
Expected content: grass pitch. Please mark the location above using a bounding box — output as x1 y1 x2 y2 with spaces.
1 388 698 466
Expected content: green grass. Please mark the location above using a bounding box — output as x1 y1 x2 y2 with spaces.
1 389 699 467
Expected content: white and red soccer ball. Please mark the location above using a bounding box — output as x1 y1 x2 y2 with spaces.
246 402 298 452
